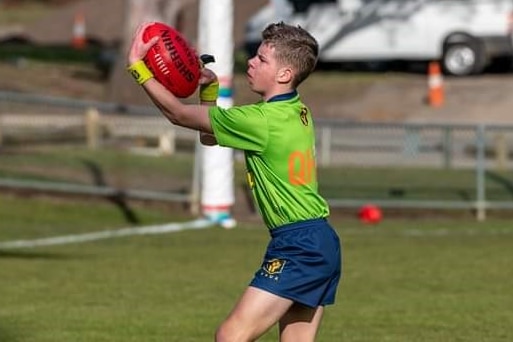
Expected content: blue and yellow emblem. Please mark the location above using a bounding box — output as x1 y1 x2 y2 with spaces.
263 258 286 275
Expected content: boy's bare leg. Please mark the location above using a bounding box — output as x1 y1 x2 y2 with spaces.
215 286 294 342
279 303 324 342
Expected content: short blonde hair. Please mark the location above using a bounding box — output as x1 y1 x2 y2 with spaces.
262 22 319 88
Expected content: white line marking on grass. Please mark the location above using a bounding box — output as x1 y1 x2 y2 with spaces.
0 219 214 249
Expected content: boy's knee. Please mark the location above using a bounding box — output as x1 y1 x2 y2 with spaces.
215 324 234 342
215 321 252 342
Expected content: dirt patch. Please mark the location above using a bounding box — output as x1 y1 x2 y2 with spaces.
3 59 513 126
302 71 513 125
0 60 106 99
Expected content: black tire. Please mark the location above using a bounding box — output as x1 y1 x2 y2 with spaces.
442 41 486 76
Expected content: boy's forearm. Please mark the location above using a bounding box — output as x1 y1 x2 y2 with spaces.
140 78 185 124
197 78 219 145
127 55 214 134
199 99 218 145
139 78 213 134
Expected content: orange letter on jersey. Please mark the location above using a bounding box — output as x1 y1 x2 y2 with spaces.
288 150 315 185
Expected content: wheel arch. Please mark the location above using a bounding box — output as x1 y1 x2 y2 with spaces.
443 31 479 46
441 32 488 75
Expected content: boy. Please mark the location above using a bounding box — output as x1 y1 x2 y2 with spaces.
127 22 341 342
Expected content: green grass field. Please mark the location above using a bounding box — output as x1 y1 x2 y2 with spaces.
1 192 513 342
1 146 513 341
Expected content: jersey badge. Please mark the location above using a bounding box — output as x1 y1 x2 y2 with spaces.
300 106 309 126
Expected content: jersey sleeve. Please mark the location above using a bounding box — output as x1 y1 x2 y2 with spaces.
208 104 268 152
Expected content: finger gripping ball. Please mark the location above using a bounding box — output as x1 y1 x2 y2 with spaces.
143 22 201 98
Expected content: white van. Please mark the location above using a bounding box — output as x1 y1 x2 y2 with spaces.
245 0 513 75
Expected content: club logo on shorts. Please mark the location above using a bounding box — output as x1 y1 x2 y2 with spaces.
263 259 286 275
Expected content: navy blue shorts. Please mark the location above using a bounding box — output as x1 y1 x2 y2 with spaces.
249 218 342 308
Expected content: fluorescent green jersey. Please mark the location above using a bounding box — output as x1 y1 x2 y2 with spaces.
209 91 329 229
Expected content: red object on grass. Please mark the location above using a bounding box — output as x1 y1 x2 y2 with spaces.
359 204 383 224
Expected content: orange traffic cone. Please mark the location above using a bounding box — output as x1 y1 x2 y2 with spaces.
72 12 86 49
427 61 444 107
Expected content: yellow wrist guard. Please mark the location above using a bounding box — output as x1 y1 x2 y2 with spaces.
127 60 153 85
199 81 219 102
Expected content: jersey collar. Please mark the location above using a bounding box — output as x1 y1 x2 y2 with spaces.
266 90 298 103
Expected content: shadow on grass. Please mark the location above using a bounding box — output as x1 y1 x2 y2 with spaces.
0 325 21 342
321 184 475 201
0 250 75 260
81 159 140 224
486 171 513 199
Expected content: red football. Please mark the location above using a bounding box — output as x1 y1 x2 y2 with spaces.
142 22 201 98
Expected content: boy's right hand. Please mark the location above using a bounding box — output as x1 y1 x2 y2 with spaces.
127 23 159 65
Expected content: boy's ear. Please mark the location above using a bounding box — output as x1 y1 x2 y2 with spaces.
276 66 293 84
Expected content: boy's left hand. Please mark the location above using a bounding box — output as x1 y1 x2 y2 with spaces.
199 68 218 86
199 68 219 102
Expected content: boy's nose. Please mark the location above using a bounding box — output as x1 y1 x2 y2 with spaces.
247 57 255 68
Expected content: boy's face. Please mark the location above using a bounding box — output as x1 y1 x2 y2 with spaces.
246 42 281 96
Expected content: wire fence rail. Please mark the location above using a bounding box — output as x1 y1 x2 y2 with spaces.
1 91 513 220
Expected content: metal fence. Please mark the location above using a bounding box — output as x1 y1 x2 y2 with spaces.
1 91 513 220
315 120 512 169
314 120 513 220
